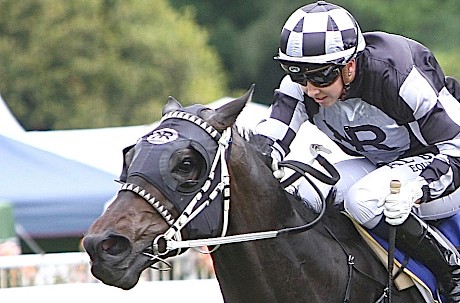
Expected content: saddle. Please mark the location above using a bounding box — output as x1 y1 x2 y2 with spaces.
347 212 460 303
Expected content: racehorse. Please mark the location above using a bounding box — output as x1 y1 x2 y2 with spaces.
82 85 425 302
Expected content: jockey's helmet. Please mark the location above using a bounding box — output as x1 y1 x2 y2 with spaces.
275 1 365 66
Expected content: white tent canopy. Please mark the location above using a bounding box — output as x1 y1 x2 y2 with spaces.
0 95 24 136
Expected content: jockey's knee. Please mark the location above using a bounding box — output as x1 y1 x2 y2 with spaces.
344 184 382 229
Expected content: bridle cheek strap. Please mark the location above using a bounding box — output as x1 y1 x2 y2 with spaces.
117 182 184 263
153 127 232 256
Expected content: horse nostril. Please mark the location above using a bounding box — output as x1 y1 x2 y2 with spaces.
101 235 131 256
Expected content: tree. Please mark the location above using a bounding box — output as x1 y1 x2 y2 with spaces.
0 0 228 130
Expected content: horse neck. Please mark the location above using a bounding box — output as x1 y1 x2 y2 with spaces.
209 133 348 301
227 135 299 232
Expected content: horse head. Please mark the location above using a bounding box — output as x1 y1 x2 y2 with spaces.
83 85 263 289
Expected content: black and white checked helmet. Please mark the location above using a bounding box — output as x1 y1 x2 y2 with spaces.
276 1 365 65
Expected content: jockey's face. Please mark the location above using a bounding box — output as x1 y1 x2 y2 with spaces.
302 73 344 107
301 60 355 108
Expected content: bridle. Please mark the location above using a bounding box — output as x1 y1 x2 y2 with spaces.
119 109 232 268
118 109 339 269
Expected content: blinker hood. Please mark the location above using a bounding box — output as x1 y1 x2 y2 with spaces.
120 105 224 239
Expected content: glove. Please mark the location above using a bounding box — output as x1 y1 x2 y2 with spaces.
377 179 424 226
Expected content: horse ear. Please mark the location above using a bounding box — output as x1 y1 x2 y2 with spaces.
162 96 182 116
208 84 255 131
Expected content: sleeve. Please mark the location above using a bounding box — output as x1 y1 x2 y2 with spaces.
255 75 308 159
398 62 460 201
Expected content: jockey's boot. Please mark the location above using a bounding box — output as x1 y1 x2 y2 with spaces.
372 213 460 302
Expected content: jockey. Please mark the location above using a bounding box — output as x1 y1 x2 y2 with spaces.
255 1 460 301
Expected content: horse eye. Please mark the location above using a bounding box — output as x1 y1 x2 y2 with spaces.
176 158 194 173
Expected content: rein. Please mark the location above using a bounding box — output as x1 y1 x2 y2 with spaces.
159 156 338 253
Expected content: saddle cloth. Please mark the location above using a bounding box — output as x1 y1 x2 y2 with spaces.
347 212 460 303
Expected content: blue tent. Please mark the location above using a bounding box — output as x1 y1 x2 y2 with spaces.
0 134 119 238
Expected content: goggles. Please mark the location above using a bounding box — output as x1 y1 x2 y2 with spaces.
280 63 343 87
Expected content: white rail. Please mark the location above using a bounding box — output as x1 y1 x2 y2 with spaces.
0 251 214 288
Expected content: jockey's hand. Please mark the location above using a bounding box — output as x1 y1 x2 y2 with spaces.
251 134 284 179
378 179 424 226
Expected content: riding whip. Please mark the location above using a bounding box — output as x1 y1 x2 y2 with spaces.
387 180 401 303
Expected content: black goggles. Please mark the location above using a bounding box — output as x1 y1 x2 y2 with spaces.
280 63 343 87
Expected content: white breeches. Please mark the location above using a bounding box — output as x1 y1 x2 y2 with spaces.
289 153 460 229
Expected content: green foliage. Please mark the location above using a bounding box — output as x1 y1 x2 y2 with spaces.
2 0 460 129
436 50 460 81
0 0 227 130
170 0 307 103
170 0 460 102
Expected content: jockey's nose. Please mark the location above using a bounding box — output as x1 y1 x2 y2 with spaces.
304 82 321 98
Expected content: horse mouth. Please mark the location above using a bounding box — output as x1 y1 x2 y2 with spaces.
83 229 174 289
89 251 154 290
